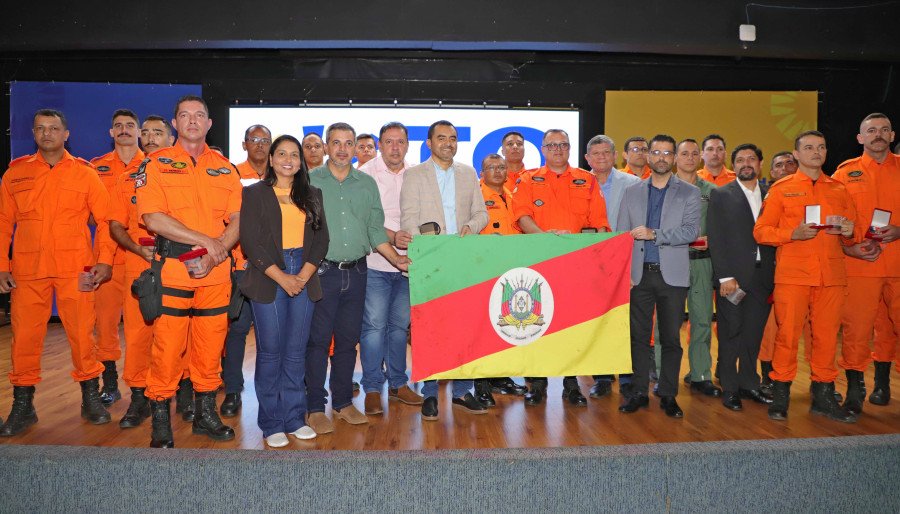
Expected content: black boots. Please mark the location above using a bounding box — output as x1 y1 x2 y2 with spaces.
760 361 774 394
192 391 235 441
150 399 174 448
80 377 112 424
99 360 121 405
0 386 37 436
175 378 195 422
869 361 891 406
810 381 857 423
768 380 791 420
524 379 547 406
119 387 150 428
474 379 496 407
219 392 242 418
842 370 866 415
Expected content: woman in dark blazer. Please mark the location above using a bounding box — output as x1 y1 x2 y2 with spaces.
239 134 329 447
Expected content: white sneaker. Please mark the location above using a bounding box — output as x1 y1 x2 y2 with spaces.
265 433 289 448
291 425 317 440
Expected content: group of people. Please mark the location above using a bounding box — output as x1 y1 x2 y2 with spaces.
0 94 896 449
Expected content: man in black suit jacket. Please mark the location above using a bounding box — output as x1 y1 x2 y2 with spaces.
708 144 776 411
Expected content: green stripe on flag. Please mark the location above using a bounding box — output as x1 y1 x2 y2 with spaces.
407 232 622 305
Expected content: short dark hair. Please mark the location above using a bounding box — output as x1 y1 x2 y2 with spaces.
356 134 376 147
501 131 524 143
325 122 356 142
794 130 826 150
302 132 323 143
143 114 171 135
243 124 271 140
481 153 504 170
111 108 139 126
770 151 795 167
623 136 647 152
33 108 67 129
173 95 209 119
649 134 676 149
731 143 763 166
427 120 456 140
542 129 569 143
379 122 408 139
702 134 726 150
677 138 699 152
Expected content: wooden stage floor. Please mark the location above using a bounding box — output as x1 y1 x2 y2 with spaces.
0 322 897 451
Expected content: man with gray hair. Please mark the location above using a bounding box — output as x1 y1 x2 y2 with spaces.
584 134 640 398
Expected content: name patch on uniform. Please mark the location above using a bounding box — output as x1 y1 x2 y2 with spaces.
783 192 806 197
532 176 545 182
96 165 110 172
172 162 187 169
534 199 545 207
157 157 173 165
161 169 187 174
848 170 863 177
572 179 586 185
10 177 33 184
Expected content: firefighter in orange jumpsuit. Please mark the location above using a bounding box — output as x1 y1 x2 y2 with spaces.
621 136 652 179
753 130 861 424
500 131 531 191
697 135 736 187
91 109 145 405
136 95 242 448
0 109 115 436
512 128 610 407
832 113 900 413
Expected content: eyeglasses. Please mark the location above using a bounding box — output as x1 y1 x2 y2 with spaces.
650 150 674 157
543 142 570 151
628 147 650 154
483 165 508 173
246 137 271 145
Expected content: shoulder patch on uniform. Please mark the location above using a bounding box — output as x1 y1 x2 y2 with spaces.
96 165 110 172
172 162 187 169
532 176 545 182
848 170 863 177
534 199 544 207
158 157 173 165
572 178 586 185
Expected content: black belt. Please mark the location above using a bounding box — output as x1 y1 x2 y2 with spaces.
324 258 363 270
689 250 711 260
643 262 661 272
160 286 228 317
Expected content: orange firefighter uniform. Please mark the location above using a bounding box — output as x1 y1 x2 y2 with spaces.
832 153 900 371
698 166 736 187
511 165 610 233
136 144 241 400
622 164 652 179
91 149 144 362
0 151 115 385
753 172 861 383
480 181 522 235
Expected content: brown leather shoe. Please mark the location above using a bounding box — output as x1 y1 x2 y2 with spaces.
388 385 424 405
334 405 369 425
364 392 383 415
306 412 334 434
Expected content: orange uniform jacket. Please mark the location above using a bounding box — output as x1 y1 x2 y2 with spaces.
697 166 736 187
0 151 114 279
109 165 155 279
511 165 610 233
832 153 900 277
92 150 145 266
479 181 521 235
623 164 652 179
504 168 531 192
753 172 860 286
236 160 261 180
136 143 242 287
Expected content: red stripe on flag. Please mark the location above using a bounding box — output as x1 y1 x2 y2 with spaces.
411 233 632 380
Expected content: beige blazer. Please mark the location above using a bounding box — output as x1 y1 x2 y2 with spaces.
400 159 489 235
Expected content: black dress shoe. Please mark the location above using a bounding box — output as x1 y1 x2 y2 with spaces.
421 397 438 421
451 393 486 414
474 380 496 407
722 392 743 411
690 380 722 398
562 387 587 406
740 388 773 405
618 395 649 413
589 381 611 398
220 392 242 418
660 396 684 418
524 382 546 406
490 378 527 396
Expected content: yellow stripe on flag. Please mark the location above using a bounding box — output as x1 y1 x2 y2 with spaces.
421 304 632 381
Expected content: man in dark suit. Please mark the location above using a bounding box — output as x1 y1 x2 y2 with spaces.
708 143 777 411
616 134 700 418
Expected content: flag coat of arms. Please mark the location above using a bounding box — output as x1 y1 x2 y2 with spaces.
408 232 633 381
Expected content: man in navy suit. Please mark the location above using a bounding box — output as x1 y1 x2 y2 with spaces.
616 134 701 418
708 144 777 411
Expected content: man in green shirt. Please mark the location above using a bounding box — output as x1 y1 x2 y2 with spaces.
306 122 409 435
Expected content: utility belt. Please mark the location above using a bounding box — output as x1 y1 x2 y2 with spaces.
689 250 711 260
131 235 243 322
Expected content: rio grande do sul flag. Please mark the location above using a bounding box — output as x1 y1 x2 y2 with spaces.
408 232 632 381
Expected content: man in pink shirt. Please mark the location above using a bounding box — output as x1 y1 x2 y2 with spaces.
358 122 423 415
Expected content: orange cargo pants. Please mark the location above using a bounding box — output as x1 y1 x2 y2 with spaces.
873 296 899 363
94 262 126 361
771 283 844 383
145 282 229 400
760 311 812 362
840 277 900 372
9 277 105 385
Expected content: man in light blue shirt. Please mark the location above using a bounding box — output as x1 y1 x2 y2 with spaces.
584 134 640 398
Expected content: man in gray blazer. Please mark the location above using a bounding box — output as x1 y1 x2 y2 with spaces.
616 134 701 418
400 120 489 421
